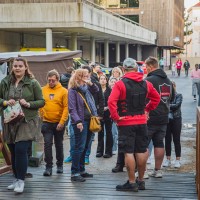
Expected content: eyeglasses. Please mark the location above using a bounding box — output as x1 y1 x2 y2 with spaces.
48 79 57 83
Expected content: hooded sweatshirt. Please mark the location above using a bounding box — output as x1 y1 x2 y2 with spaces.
145 69 175 125
108 71 160 126
40 82 68 125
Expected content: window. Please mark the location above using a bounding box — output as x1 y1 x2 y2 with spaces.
120 0 139 8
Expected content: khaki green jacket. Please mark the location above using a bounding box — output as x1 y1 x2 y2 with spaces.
0 75 45 121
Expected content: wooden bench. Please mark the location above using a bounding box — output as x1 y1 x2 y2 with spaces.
0 132 11 175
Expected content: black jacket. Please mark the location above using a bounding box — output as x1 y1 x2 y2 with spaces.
145 69 175 125
91 73 104 117
60 73 71 89
169 93 182 119
103 86 111 120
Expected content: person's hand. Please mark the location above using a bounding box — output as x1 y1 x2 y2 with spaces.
85 79 93 86
118 117 125 121
97 116 103 120
19 99 30 108
145 111 149 120
77 123 83 132
104 107 108 111
6 99 16 106
56 123 64 131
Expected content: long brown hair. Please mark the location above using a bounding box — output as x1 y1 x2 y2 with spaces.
11 57 34 79
68 68 88 89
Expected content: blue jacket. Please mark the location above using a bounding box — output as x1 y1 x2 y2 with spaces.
68 84 99 124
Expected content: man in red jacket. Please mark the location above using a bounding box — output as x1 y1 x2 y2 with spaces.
108 58 160 192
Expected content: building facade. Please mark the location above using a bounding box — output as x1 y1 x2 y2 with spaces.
0 0 158 67
187 2 200 58
98 0 184 67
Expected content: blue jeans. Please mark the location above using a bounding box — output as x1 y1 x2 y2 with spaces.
85 133 95 158
68 119 75 157
8 141 32 180
71 121 92 175
112 122 118 152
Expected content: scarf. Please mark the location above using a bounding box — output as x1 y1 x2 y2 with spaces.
79 85 98 116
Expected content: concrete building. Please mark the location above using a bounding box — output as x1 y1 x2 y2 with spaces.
187 2 200 58
0 0 157 67
99 0 184 67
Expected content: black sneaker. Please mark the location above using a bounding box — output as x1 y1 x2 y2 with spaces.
43 168 52 176
116 181 138 192
136 178 145 190
57 166 63 174
80 172 93 178
96 153 103 158
112 165 123 173
103 154 112 158
71 175 86 182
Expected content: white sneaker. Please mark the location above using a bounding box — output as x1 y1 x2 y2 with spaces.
7 179 18 190
112 151 117 155
14 179 24 193
149 169 163 178
135 170 149 179
163 159 171 167
147 157 151 164
174 160 181 168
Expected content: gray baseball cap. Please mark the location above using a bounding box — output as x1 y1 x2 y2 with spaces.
123 58 138 69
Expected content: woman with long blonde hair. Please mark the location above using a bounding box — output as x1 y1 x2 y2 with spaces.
68 69 99 182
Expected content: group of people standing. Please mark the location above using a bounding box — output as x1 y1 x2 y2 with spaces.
0 55 183 193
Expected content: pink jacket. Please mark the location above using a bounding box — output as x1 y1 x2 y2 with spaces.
176 60 182 69
191 69 200 79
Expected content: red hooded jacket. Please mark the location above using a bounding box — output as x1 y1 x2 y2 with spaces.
108 72 160 126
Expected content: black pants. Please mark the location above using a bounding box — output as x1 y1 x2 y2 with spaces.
8 141 32 180
41 122 64 168
177 69 181 76
185 69 189 76
165 118 182 157
97 119 113 155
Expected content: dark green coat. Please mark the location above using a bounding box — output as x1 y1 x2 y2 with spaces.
0 75 45 121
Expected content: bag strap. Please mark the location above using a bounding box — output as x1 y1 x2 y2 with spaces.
78 92 92 115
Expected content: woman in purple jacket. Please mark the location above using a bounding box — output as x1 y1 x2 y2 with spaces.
68 69 99 182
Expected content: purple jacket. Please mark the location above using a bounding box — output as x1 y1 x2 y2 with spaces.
68 84 99 124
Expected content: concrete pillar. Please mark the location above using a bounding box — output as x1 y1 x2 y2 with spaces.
137 44 142 61
90 37 95 62
125 43 129 58
70 33 77 51
116 42 120 63
104 39 109 67
46 28 52 51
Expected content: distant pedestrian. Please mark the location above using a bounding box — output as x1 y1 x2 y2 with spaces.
159 57 165 70
191 64 200 101
96 74 113 158
163 81 183 168
171 63 176 77
176 58 182 77
109 77 118 155
110 67 123 80
108 58 160 191
40 69 68 176
183 60 190 77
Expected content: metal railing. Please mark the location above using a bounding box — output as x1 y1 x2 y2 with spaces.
84 0 148 29
196 107 200 199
